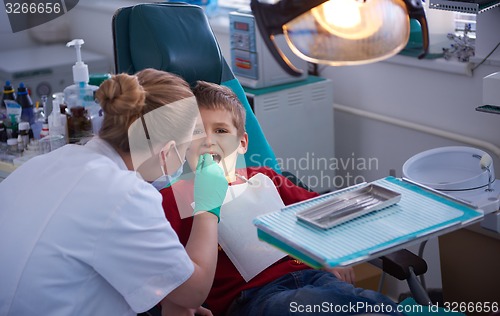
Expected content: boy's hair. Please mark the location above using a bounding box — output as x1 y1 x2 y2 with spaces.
192 81 246 136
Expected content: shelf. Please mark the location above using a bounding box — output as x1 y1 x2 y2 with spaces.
476 105 500 115
429 0 500 14
384 54 473 76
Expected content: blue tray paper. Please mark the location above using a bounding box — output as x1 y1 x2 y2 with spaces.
253 177 483 269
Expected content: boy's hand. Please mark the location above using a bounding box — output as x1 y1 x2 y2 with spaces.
326 267 356 285
193 306 213 316
193 153 228 222
161 301 213 316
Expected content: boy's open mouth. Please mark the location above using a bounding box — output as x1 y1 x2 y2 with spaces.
211 153 222 164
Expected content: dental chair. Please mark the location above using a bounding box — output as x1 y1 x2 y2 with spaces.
112 3 433 314
112 2 279 174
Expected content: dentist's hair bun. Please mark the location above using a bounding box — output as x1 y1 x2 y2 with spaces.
95 74 146 116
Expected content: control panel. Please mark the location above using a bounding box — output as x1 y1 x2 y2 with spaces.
229 11 307 89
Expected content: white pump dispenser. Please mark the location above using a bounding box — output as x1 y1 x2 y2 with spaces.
63 39 101 142
67 39 90 84
64 39 98 108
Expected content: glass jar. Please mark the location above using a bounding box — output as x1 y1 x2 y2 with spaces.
18 121 30 149
67 106 92 144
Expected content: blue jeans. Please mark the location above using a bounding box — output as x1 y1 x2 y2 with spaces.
226 269 404 316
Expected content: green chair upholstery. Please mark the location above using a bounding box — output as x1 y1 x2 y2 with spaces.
112 2 280 172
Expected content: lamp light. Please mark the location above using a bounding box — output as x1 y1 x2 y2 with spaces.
251 0 429 76
310 0 384 40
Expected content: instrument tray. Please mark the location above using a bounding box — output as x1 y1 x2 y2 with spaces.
296 184 401 229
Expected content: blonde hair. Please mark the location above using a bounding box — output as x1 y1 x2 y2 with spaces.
95 69 199 169
192 81 246 136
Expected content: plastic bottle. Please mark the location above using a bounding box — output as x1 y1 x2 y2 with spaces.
8 114 18 139
56 93 68 124
31 98 45 140
1 80 16 121
63 39 99 143
2 81 17 135
40 123 49 139
49 92 68 144
87 97 102 135
17 82 35 125
63 39 99 109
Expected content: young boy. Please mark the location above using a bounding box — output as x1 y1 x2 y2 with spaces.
161 81 403 316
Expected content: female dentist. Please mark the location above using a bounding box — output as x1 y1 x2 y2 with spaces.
0 69 228 316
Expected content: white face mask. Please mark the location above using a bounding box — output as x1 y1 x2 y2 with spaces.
151 144 185 191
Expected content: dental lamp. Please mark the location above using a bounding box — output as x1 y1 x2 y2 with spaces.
250 0 430 76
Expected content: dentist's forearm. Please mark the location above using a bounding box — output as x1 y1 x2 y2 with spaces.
164 212 218 308
186 211 219 284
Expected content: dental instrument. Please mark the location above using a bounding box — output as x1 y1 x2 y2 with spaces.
480 153 493 192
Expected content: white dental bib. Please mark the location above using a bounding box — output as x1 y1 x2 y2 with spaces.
217 173 287 281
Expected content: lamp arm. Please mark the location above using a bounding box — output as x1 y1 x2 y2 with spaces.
251 0 327 76
403 0 429 59
251 0 328 31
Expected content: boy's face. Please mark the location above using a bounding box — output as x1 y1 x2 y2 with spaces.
186 108 248 182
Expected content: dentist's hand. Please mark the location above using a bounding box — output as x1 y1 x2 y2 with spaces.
193 153 228 222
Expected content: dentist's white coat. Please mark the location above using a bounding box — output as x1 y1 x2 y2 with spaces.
0 137 193 316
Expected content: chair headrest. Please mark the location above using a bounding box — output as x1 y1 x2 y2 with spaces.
120 3 224 85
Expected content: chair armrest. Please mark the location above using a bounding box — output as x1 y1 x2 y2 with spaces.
369 249 428 281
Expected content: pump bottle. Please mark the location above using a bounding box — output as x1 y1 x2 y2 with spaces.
64 39 99 143
63 39 99 108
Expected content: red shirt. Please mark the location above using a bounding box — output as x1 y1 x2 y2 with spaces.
161 167 319 316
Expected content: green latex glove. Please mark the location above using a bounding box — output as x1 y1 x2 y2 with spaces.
193 153 228 222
